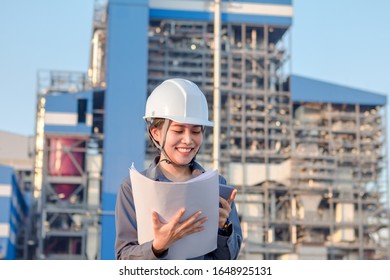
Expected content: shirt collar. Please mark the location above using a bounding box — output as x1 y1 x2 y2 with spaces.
145 156 205 181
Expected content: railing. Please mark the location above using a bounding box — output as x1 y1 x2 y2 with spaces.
37 70 90 95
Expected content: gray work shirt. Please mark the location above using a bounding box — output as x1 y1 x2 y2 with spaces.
115 156 242 260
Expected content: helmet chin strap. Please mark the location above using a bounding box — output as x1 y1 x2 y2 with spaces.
159 157 194 168
148 119 194 168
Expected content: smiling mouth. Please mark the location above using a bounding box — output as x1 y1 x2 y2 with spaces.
177 148 192 153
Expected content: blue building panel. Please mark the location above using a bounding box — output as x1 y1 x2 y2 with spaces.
11 180 28 224
150 0 292 26
101 0 149 260
291 75 387 106
150 9 212 21
0 165 13 184
150 9 292 26
0 238 8 259
6 240 15 260
0 197 11 223
44 90 93 135
45 91 93 114
224 13 292 25
0 165 28 260
44 124 92 135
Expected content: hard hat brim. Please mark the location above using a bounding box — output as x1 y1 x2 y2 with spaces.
144 115 214 127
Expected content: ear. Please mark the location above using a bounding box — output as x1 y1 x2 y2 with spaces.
149 126 161 143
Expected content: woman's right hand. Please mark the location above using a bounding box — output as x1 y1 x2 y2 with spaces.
151 208 207 256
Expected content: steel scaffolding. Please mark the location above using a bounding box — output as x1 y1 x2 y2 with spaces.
145 18 388 259
30 71 104 259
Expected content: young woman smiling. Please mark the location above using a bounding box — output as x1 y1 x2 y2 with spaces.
115 78 242 260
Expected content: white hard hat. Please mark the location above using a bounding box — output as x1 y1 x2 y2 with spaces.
144 78 214 127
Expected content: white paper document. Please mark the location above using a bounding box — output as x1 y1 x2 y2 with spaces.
130 164 220 259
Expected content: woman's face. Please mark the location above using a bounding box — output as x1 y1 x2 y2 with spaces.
151 121 203 165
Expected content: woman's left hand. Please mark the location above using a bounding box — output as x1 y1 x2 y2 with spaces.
218 189 237 228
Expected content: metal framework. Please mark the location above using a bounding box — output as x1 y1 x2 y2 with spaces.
289 102 388 259
30 71 104 259
28 1 108 259
28 1 389 260
146 18 389 260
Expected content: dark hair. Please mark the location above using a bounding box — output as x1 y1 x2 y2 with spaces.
147 118 166 151
149 118 166 130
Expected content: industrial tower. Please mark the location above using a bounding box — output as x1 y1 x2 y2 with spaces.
28 0 389 260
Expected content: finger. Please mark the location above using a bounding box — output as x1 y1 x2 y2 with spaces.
186 225 205 235
181 216 208 234
219 197 231 212
228 189 237 204
180 214 207 237
180 210 203 229
171 208 186 225
181 217 207 236
177 227 204 241
219 208 229 220
219 219 227 228
192 216 208 226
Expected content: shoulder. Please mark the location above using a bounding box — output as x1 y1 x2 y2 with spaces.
121 174 132 187
118 175 132 197
218 174 227 185
120 165 152 192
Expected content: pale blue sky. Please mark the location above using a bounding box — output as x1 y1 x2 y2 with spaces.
0 0 389 136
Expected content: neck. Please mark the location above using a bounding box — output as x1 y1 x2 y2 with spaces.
159 160 192 182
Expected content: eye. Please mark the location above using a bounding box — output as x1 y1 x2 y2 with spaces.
192 130 202 135
172 130 184 134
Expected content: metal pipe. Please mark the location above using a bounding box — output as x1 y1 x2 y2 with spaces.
385 105 390 259
213 0 221 170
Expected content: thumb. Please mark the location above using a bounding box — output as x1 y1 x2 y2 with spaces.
228 189 237 204
152 211 162 228
192 169 203 177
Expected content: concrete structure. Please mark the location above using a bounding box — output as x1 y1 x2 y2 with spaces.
0 130 34 195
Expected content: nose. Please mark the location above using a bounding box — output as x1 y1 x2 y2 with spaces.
181 130 193 145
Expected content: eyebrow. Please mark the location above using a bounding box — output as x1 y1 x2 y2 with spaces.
170 124 202 129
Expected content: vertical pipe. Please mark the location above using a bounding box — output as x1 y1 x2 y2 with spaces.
356 105 364 259
264 25 270 259
385 105 390 259
213 0 221 170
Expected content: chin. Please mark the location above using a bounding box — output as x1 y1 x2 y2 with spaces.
178 160 192 165
174 157 193 165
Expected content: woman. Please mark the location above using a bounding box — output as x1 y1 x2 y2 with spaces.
115 78 242 259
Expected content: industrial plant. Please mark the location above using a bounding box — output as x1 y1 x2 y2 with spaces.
0 0 389 260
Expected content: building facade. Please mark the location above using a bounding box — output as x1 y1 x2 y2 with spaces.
26 0 389 259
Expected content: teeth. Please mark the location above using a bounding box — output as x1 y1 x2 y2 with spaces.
178 148 191 152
